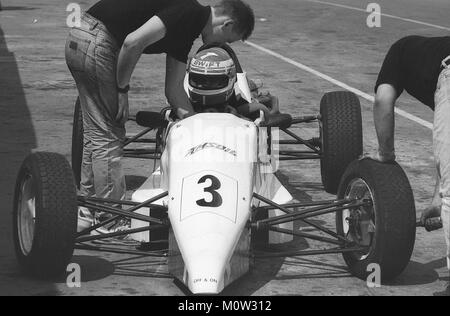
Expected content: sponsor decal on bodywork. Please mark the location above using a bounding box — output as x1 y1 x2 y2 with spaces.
186 142 237 157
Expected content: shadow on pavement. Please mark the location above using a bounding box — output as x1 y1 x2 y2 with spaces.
387 258 446 286
221 171 326 295
56 253 170 283
110 254 170 279
0 23 56 295
66 255 116 282
125 175 147 191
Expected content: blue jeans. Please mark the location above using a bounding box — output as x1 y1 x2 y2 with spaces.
65 13 126 201
434 60 450 271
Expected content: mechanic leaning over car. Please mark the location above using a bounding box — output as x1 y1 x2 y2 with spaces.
371 35 450 288
64 0 255 208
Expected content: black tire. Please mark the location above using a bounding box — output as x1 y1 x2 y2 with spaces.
336 159 416 282
13 152 78 278
72 97 83 188
320 91 363 194
250 209 269 250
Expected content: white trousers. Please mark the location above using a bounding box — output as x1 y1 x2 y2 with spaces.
433 62 450 270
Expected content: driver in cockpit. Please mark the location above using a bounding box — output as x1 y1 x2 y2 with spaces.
185 43 280 119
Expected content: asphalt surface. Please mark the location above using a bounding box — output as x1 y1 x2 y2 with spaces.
0 0 449 296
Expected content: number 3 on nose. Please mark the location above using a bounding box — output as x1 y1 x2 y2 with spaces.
196 175 223 207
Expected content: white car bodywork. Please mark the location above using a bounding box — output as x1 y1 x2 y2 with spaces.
131 113 294 294
130 74 293 294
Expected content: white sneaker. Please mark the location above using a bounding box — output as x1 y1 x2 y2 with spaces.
92 219 129 236
433 283 450 296
91 216 138 245
77 207 94 232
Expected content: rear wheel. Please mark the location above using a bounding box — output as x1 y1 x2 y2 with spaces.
251 209 269 250
13 152 78 278
336 159 416 282
72 97 83 188
320 91 363 194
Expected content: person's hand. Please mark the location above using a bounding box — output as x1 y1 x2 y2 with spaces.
420 203 442 225
361 149 396 163
116 92 129 125
175 107 195 120
248 79 263 98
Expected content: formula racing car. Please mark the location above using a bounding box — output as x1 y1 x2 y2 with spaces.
13 44 417 295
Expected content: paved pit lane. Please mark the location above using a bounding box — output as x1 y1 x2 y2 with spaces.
0 0 448 296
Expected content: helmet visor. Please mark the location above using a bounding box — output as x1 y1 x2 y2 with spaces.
189 73 230 90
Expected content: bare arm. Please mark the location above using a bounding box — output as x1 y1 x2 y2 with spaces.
236 101 270 117
114 16 166 124
421 172 442 223
373 84 397 161
432 173 442 206
165 55 195 119
116 16 167 88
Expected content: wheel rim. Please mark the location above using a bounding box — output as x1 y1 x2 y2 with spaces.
342 178 375 260
17 174 36 256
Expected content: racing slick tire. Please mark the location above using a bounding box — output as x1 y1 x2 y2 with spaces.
251 209 269 250
320 91 363 194
72 97 83 188
336 158 416 282
13 152 78 278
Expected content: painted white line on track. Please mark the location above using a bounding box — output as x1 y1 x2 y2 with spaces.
245 41 433 130
303 0 450 32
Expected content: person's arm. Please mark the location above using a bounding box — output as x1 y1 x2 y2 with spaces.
421 173 442 223
372 84 397 162
115 16 167 124
432 173 442 206
236 101 270 118
165 55 195 119
117 16 166 88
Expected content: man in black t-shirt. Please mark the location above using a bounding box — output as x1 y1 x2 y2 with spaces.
372 36 450 292
65 0 255 232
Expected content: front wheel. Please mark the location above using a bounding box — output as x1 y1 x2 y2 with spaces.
13 152 78 278
336 159 416 282
251 209 269 250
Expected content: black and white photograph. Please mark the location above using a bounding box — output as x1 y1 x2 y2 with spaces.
0 0 449 299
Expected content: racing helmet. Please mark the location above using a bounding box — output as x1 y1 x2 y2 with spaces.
187 46 237 109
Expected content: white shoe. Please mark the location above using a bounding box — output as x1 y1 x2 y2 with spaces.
433 283 450 296
77 207 94 233
91 220 138 246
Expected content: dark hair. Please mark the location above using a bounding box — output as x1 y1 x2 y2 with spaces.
214 0 255 41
